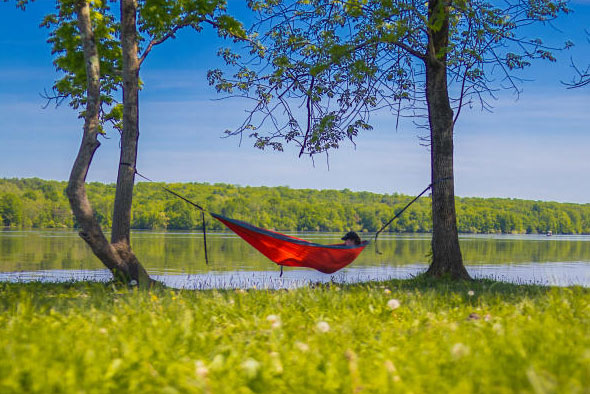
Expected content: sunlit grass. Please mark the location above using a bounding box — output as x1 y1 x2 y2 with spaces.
0 278 589 393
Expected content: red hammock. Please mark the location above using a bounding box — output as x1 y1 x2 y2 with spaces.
211 213 368 274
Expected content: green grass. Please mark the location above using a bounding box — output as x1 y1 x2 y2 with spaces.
0 278 589 393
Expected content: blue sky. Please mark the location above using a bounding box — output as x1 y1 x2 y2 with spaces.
1 1 589 203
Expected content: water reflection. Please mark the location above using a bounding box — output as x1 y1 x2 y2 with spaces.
1 230 590 288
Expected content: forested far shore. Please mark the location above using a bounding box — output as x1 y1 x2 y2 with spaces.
1 178 589 234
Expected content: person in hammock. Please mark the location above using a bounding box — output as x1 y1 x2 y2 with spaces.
341 231 362 246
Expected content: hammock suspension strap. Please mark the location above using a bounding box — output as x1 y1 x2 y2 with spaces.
124 164 209 264
374 177 452 254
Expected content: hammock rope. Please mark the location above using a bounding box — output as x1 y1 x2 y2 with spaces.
373 177 452 254
131 168 211 263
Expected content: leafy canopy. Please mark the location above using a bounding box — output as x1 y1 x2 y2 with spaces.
38 0 246 135
210 0 570 156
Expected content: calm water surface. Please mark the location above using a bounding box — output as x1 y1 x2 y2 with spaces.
1 229 589 288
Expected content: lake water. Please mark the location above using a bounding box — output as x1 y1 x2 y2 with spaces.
1 229 590 289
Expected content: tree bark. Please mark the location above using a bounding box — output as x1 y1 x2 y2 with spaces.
66 0 150 287
424 0 471 280
112 0 140 246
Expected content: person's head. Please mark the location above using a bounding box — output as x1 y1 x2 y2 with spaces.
342 231 361 246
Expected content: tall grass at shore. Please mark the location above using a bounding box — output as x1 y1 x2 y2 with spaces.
0 278 589 393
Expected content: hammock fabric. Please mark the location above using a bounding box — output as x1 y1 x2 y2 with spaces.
211 213 368 274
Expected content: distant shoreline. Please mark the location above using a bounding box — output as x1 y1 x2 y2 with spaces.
2 177 590 234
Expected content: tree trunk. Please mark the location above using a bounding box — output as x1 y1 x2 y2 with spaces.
112 0 140 246
424 0 471 280
66 0 151 287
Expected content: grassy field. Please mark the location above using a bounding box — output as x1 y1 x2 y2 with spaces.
0 278 589 393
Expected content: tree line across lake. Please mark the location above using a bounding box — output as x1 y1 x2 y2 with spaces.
1 178 589 234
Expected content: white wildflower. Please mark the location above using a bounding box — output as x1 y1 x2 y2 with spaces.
468 290 475 296
387 299 401 310
266 314 281 329
295 341 310 352
316 321 330 333
451 343 470 359
241 358 260 379
195 360 208 378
